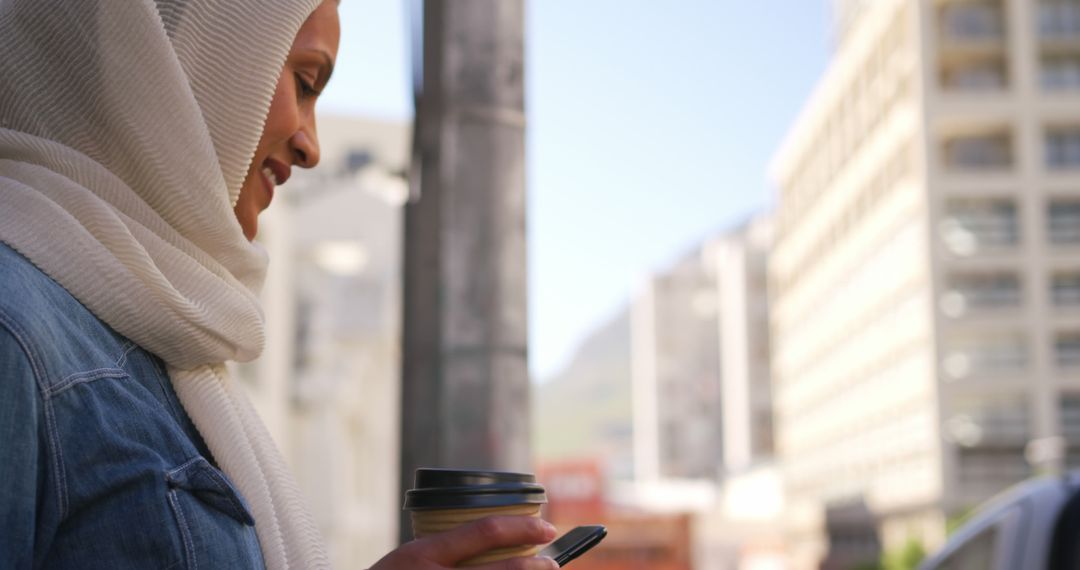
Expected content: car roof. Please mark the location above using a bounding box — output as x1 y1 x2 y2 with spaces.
919 473 1080 569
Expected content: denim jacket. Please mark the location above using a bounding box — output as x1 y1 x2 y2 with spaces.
0 243 265 569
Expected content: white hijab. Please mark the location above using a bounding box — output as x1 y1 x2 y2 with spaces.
0 0 329 568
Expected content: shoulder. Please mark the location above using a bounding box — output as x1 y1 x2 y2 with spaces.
0 242 134 391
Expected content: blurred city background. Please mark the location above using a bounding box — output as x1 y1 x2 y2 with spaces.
237 0 1080 568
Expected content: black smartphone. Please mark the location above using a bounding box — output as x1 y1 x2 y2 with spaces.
538 525 607 567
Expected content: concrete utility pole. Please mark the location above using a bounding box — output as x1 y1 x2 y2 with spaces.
399 0 529 543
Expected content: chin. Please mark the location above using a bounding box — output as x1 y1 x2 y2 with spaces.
242 219 258 241
234 207 258 241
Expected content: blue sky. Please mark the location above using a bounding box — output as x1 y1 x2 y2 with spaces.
320 0 832 381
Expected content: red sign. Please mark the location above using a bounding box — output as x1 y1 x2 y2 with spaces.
538 459 605 522
537 459 692 570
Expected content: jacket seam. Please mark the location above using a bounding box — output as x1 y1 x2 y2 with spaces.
166 456 206 479
0 308 69 519
49 368 129 398
167 457 251 522
114 340 138 368
167 489 198 570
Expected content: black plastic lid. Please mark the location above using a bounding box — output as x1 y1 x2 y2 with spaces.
403 468 548 511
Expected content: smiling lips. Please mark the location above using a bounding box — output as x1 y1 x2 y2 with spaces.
259 160 291 206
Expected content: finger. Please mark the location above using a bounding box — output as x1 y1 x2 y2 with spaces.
419 515 557 566
473 555 560 570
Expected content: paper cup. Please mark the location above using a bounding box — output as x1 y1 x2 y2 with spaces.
404 468 548 567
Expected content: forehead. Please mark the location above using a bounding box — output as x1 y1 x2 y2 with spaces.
293 1 341 58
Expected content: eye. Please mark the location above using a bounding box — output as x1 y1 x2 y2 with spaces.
295 73 320 99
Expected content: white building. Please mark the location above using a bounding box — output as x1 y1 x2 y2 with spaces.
552 214 780 567
690 214 785 570
770 1 1080 568
712 214 775 476
632 246 724 483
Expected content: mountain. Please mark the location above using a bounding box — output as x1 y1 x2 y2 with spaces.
533 308 634 480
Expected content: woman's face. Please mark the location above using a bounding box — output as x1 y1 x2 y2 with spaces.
235 0 341 241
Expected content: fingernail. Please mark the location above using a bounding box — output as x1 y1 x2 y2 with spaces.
542 521 557 539
539 555 559 569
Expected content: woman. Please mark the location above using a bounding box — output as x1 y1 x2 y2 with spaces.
0 0 555 568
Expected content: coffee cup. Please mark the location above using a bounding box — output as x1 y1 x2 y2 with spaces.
404 468 549 567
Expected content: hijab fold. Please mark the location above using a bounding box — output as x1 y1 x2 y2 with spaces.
0 0 329 567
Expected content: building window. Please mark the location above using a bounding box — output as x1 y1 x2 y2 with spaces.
1063 396 1080 470
941 272 1021 317
1042 56 1080 89
956 448 1031 502
943 333 1027 379
1049 200 1080 244
1064 396 1080 439
1045 128 1080 169
947 395 1030 446
1053 272 1080 306
943 59 1008 91
1057 331 1080 368
1040 2 1080 39
948 394 1032 502
941 199 1019 255
944 131 1013 170
942 3 1005 40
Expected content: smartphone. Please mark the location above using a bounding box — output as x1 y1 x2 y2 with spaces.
538 525 607 567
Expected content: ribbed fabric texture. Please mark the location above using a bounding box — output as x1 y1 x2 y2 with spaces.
0 0 329 568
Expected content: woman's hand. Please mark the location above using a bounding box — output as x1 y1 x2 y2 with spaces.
368 515 559 569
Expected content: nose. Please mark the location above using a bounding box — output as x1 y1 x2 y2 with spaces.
290 124 320 168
